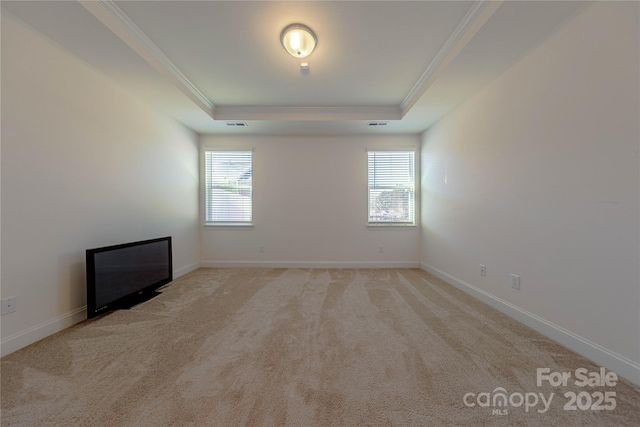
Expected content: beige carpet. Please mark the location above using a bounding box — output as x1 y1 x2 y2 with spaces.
1 268 639 426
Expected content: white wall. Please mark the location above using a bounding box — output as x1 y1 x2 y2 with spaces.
1 13 201 355
200 135 420 267
420 2 639 381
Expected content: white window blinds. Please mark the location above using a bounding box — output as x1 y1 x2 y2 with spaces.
368 150 415 225
204 150 252 225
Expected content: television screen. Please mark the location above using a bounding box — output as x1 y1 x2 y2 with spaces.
86 237 172 318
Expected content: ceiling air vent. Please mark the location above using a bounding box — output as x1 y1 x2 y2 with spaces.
225 122 248 127
367 121 389 127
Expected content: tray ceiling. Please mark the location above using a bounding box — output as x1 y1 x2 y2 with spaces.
2 1 586 135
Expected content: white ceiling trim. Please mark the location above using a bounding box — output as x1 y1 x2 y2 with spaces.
214 106 402 121
78 0 215 117
400 0 503 116
78 0 501 124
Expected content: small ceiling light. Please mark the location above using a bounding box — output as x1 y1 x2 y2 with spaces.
280 23 317 58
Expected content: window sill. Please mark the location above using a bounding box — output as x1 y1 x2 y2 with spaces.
204 223 254 230
367 223 417 230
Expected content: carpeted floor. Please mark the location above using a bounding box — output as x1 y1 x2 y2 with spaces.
1 268 639 426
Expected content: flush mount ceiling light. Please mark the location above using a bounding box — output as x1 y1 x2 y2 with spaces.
280 23 317 58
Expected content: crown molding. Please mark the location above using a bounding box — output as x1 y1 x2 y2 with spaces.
78 0 215 117
213 106 402 121
400 0 502 116
78 0 499 124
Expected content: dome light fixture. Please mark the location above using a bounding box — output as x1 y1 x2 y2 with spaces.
280 23 317 59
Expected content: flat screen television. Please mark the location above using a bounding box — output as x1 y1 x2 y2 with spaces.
86 236 172 318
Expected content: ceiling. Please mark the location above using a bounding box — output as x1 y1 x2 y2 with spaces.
2 0 586 135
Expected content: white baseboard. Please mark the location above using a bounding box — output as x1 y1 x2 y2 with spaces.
421 263 640 387
200 260 421 269
0 306 87 357
1 261 202 358
174 261 200 278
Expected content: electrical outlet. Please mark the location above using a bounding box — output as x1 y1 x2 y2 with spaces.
480 264 486 277
511 274 521 290
259 245 264 253
378 245 383 253
1 296 17 315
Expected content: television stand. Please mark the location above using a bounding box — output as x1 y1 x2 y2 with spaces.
113 290 162 310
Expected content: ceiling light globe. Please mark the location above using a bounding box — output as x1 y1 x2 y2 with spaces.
281 24 317 59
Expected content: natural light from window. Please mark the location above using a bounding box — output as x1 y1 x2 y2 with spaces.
204 150 252 225
367 150 415 225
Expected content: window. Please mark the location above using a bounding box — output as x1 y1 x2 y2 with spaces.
367 150 415 225
204 150 252 225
